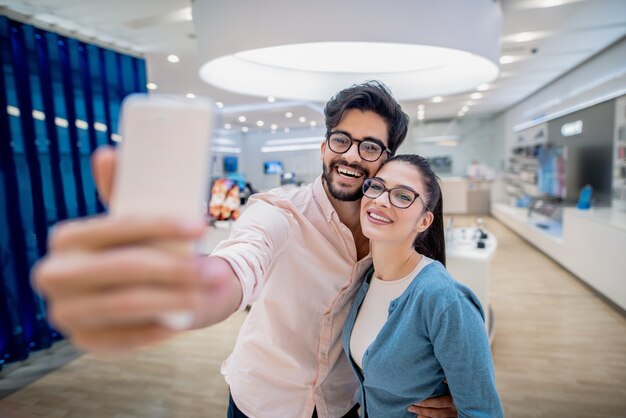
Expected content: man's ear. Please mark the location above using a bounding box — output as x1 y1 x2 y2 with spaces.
320 140 326 161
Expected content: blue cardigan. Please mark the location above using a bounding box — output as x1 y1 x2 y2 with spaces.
342 261 504 417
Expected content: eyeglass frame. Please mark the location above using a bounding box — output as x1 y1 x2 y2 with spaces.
362 177 430 211
325 130 392 162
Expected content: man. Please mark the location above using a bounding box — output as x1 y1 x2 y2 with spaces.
34 81 457 418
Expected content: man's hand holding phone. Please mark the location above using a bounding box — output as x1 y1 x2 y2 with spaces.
32 97 242 356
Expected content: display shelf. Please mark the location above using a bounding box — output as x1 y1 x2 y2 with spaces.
613 96 626 211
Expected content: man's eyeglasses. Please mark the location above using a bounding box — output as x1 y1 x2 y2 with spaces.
362 178 429 210
325 131 390 162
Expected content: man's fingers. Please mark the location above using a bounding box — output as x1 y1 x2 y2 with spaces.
48 215 206 252
48 286 205 331
33 247 204 298
92 146 116 206
413 393 454 409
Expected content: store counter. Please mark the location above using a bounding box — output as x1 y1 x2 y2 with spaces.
492 202 626 311
440 177 492 215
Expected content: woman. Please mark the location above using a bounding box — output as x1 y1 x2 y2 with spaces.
342 154 503 417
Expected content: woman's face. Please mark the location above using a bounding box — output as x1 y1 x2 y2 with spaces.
360 161 434 247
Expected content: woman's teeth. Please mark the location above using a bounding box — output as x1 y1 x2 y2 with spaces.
369 212 392 223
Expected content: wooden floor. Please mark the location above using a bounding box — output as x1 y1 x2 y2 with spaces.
0 216 624 417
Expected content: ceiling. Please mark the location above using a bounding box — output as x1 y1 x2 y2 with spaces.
2 0 625 135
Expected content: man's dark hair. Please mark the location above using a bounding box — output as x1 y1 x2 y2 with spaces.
324 81 409 155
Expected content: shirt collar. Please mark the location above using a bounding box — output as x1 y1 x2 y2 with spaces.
313 175 338 223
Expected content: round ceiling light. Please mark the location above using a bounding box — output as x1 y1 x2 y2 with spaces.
193 0 501 101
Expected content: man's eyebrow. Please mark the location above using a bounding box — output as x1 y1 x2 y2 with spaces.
333 130 385 144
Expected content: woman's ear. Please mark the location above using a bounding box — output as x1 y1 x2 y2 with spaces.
415 211 434 233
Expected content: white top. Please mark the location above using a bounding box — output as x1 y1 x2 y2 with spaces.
350 255 434 369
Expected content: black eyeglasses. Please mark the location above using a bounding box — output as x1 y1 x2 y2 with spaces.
325 131 391 162
362 178 429 210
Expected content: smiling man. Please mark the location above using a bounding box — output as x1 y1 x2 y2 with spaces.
34 81 458 418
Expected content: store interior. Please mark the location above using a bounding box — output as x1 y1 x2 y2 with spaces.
0 1 625 417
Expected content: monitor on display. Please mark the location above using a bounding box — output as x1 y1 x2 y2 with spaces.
264 161 283 174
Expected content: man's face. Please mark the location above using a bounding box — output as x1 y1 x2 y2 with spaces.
321 109 389 201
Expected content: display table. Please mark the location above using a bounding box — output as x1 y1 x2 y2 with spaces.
446 227 497 343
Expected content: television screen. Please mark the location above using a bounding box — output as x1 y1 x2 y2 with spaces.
537 145 566 199
264 161 283 174
223 156 238 173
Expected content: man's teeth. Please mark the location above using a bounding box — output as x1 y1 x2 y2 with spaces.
369 212 392 223
338 167 362 178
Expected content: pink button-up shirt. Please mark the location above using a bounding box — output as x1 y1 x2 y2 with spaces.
212 176 372 418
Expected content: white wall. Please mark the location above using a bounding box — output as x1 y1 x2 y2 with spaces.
236 128 326 191
396 117 506 177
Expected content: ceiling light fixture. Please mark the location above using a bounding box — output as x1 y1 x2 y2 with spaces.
186 93 196 99
499 55 516 64
267 96 276 103
167 54 180 63
194 0 501 101
257 120 264 127
238 115 246 122
146 82 158 90
216 101 224 108
476 83 490 91
470 92 483 100
298 116 306 123
431 96 443 103
285 112 293 118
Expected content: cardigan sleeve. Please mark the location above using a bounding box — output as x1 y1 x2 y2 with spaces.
430 292 504 418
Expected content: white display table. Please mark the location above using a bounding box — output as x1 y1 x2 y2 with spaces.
446 227 497 343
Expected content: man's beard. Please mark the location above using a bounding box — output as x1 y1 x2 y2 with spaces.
322 160 369 202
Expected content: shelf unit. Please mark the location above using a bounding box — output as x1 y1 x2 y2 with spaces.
504 123 547 205
614 96 626 211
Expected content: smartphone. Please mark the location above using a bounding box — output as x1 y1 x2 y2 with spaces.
111 94 215 254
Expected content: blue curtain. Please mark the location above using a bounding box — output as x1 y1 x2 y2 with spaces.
0 16 147 369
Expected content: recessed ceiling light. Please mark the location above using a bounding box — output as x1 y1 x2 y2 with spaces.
298 116 306 123
271 124 278 130
224 123 232 129
267 96 276 103
417 104 425 110
186 93 196 99
470 92 483 100
241 126 249 132
167 54 180 63
285 112 293 118
216 101 224 108
238 115 246 122
417 114 425 121
476 83 490 91
310 121 317 127
499 55 515 64
256 120 264 127
431 96 443 103
146 82 158 90
461 105 470 112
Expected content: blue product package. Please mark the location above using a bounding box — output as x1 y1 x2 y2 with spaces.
577 185 593 210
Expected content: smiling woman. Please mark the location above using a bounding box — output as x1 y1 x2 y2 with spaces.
343 154 504 417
